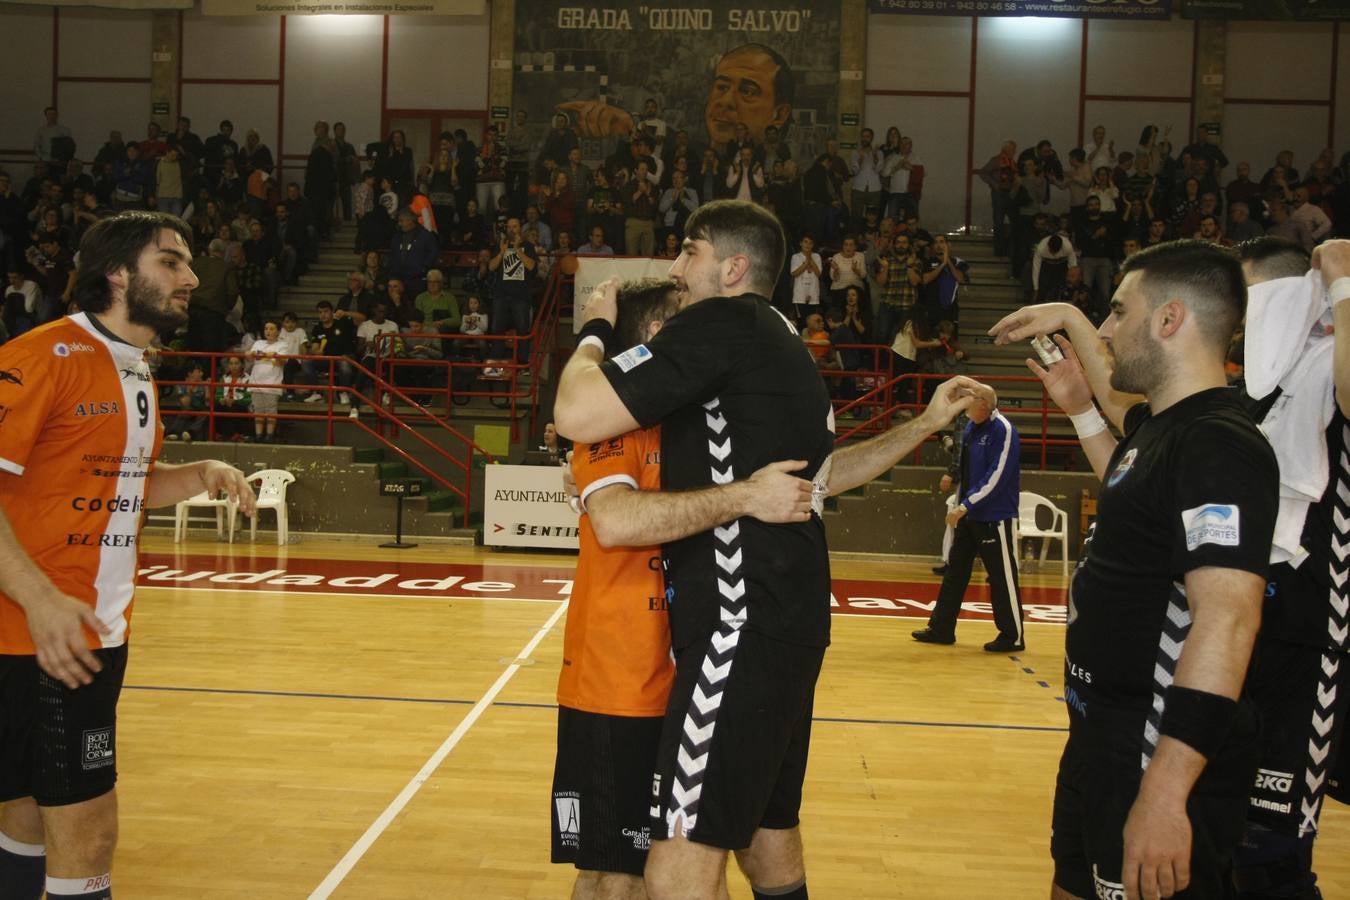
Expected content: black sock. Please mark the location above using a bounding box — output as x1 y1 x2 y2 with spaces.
753 880 807 899
44 874 111 900
0 830 45 900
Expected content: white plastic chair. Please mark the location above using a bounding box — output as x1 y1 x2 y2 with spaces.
174 491 238 544
1017 491 1070 578
246 469 296 545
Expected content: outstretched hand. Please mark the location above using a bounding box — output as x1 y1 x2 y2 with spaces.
988 302 1085 346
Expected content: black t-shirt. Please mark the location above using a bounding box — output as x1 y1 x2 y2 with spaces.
1066 388 1277 725
493 242 537 304
600 294 835 649
309 320 357 359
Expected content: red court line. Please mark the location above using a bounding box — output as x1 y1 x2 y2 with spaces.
136 552 1068 624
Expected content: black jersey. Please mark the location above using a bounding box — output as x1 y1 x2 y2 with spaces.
1065 388 1277 749
600 294 835 649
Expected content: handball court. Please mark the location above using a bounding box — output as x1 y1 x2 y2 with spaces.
112 536 1350 898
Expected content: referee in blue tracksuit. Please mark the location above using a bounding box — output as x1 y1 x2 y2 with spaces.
912 392 1025 652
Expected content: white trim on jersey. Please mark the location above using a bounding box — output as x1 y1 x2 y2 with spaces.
578 472 637 512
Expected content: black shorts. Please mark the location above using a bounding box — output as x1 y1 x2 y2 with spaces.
650 628 824 850
0 646 128 807
1051 707 1258 900
551 706 664 877
1245 634 1350 835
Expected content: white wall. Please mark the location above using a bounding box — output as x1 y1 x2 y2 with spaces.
387 14 490 111
0 8 54 155
281 14 383 178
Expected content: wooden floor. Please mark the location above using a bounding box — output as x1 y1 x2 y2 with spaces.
84 536 1350 898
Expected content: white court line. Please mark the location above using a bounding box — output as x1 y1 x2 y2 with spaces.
137 585 568 604
306 599 569 900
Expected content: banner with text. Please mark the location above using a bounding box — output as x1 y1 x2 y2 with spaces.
483 464 579 550
572 256 672 332
200 0 482 14
1180 0 1349 18
868 0 1171 17
513 1 841 167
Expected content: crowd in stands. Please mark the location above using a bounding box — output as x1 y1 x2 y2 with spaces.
4 103 1350 428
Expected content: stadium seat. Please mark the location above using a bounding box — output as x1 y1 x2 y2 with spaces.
246 468 296 545
174 491 239 544
1017 491 1069 578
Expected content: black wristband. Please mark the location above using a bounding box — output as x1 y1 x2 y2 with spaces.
1158 685 1239 759
577 318 614 353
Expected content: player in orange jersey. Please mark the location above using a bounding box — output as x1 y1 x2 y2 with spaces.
0 211 256 900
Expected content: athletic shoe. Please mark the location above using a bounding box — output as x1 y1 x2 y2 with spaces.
931 564 947 575
339 392 351 405
911 628 955 645
180 431 193 443
304 393 323 403
348 407 359 419
983 636 1025 653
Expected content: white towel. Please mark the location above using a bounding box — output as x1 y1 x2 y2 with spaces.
1243 271 1335 565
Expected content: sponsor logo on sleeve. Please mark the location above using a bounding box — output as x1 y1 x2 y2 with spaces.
1181 503 1241 551
612 343 652 373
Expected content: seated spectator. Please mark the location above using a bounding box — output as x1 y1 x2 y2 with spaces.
1226 201 1263 243
523 204 554 252
398 309 446 395
801 313 840 371
111 144 152 208
414 269 462 332
237 129 274 177
658 169 699 245
452 197 488 249
1267 200 1314 251
384 278 418 327
302 300 358 406
272 203 305 283
577 225 614 256
462 247 495 306
356 251 388 298
456 294 489 363
839 286 870 344
164 361 209 442
540 174 575 243
656 231 681 260
214 355 252 440
242 218 283 313
278 311 307 400
1290 184 1332 244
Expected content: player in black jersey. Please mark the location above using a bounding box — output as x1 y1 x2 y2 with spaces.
991 241 1279 900
556 200 990 900
1228 237 1350 900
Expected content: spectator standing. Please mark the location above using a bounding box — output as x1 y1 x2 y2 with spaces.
33 107 72 164
881 134 922 220
624 168 658 257
245 319 287 442
387 209 439 296
203 120 238 185
155 148 185 218
658 170 699 245
979 140 1018 258
1182 124 1229 176
1083 125 1115 174
1291 185 1333 245
489 216 537 365
850 128 883 221
789 235 822 323
1074 196 1119 318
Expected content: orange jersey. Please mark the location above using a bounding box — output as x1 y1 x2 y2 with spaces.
558 427 674 717
0 313 162 654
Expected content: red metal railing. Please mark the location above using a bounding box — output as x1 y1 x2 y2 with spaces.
155 349 493 527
